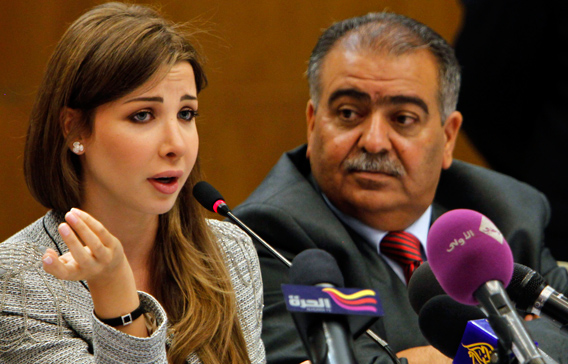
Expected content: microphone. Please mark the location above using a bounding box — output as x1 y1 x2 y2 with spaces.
289 249 358 364
508 263 568 334
427 209 545 364
192 181 291 267
409 260 568 338
419 295 558 364
418 295 488 359
407 262 446 314
192 181 404 364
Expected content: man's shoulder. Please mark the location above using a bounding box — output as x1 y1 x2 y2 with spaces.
439 160 547 202
234 145 329 221
232 145 353 253
437 160 549 229
234 145 339 222
239 145 313 205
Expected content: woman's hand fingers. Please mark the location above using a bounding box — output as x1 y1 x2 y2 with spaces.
44 209 126 282
58 220 92 266
70 209 122 260
64 209 124 265
66 209 107 255
42 249 81 280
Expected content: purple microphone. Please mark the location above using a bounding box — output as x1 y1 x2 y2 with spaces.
427 209 544 364
427 209 514 305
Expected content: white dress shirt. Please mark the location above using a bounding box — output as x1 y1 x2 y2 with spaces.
322 194 431 284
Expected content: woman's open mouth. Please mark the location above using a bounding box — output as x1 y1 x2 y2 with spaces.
148 176 180 194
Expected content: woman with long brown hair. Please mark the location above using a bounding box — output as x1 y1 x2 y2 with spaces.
0 2 264 363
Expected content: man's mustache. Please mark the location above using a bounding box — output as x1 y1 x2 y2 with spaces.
343 152 405 177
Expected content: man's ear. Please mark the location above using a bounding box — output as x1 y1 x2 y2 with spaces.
306 100 316 159
441 111 463 170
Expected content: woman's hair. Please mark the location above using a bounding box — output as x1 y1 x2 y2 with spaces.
24 3 249 363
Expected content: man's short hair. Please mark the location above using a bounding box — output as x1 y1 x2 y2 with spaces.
307 12 460 122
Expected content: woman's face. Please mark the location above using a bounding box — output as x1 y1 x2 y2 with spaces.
80 62 199 217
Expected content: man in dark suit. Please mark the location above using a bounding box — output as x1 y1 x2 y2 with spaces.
232 12 568 364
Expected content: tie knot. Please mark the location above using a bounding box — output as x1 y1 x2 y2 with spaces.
380 231 423 284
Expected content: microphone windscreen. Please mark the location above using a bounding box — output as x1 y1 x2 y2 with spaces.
290 249 344 287
506 263 547 313
427 209 514 305
407 262 446 314
419 295 486 358
192 181 226 212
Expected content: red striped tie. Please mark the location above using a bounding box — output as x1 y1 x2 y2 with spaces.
380 231 423 284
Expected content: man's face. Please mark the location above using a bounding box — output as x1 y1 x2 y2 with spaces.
306 47 462 231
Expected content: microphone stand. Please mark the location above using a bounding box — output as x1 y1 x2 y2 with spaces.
227 211 291 268
475 281 544 364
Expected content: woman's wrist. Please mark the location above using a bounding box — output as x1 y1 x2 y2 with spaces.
89 259 148 337
89 259 140 319
94 301 146 327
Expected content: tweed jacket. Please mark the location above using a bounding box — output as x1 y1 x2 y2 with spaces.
0 211 266 363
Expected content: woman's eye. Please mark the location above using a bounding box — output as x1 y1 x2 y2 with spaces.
130 111 153 123
179 109 198 121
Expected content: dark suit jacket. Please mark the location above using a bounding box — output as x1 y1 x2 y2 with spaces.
233 145 568 364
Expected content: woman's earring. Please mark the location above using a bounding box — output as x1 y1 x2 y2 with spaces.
72 141 84 155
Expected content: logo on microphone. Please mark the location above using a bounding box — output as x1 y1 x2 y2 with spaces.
321 288 379 313
446 230 475 252
454 319 498 364
478 216 504 244
461 342 494 364
282 285 383 316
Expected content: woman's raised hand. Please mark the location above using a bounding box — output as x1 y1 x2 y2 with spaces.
42 208 147 337
42 208 126 284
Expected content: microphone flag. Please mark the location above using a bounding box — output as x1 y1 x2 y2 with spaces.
454 319 549 364
454 319 501 364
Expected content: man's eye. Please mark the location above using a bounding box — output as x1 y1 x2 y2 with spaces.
130 111 152 123
394 114 418 126
338 108 358 121
179 109 198 121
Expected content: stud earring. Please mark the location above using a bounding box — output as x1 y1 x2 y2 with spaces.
72 141 84 154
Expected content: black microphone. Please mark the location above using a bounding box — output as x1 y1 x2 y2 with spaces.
508 263 568 335
419 295 558 364
409 261 562 362
410 261 568 337
192 181 291 267
289 249 358 364
418 295 488 358
407 262 446 314
192 181 404 364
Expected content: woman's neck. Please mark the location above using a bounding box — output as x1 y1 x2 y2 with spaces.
79 200 159 293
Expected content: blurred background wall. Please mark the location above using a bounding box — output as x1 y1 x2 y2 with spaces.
0 0 486 240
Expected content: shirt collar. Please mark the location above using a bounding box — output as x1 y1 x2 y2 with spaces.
322 193 432 254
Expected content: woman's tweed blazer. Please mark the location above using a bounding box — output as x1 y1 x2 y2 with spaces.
0 211 265 363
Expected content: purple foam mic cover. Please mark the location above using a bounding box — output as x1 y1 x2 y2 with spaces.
427 209 514 305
